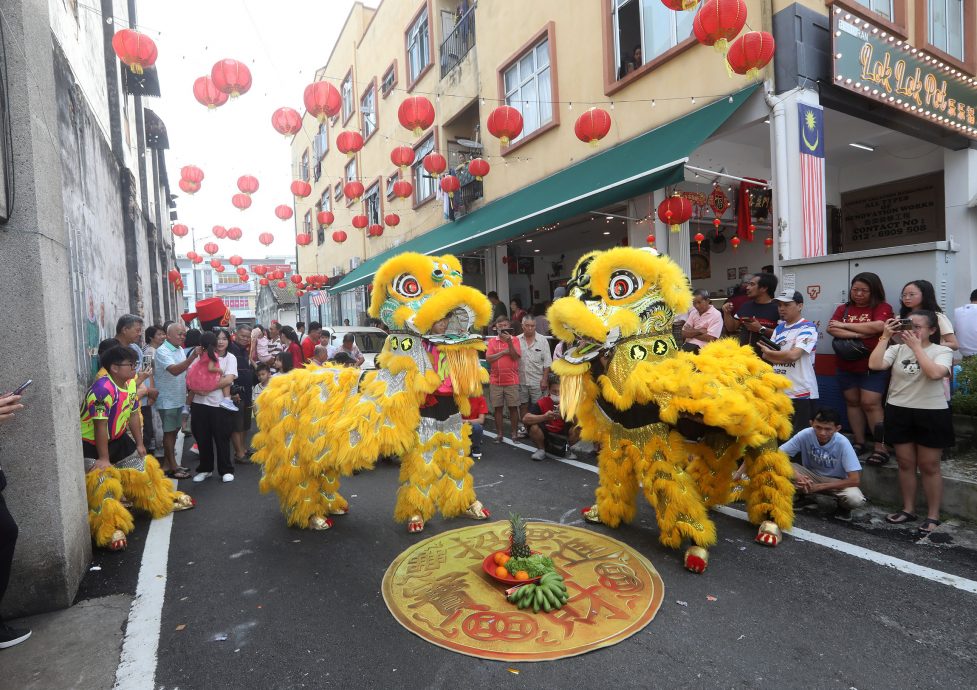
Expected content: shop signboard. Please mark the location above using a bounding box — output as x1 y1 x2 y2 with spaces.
832 9 977 139
840 172 944 251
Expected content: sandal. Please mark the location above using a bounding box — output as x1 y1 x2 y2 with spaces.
166 467 192 479
917 518 942 535
885 510 918 524
864 451 890 466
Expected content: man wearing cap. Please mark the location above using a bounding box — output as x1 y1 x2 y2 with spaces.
681 290 724 354
757 290 820 436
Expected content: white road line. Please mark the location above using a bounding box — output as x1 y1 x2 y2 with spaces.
113 433 183 690
486 429 977 595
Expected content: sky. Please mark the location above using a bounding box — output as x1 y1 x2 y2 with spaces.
138 0 377 263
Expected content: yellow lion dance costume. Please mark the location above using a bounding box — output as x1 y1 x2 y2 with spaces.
549 247 795 573
252 253 492 532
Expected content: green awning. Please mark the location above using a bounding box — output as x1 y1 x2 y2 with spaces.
331 85 758 293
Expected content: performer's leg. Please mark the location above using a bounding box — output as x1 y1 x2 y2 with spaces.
741 444 795 546
393 429 440 531
118 454 193 518
434 419 487 520
582 438 639 528
86 466 133 550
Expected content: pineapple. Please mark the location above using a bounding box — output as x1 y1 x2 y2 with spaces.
508 513 532 558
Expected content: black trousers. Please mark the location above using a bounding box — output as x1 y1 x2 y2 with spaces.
0 481 17 616
141 404 155 449
190 403 234 476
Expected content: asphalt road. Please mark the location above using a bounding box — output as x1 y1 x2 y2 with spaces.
78 435 977 689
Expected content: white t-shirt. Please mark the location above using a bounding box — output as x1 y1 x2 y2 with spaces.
954 304 977 357
882 342 952 409
516 333 553 386
770 319 819 399
191 352 238 407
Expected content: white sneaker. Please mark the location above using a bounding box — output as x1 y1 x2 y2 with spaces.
565 451 577 461
222 473 235 483
192 472 212 483
531 449 546 461
219 398 239 412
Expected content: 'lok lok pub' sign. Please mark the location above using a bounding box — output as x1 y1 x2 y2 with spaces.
831 8 977 139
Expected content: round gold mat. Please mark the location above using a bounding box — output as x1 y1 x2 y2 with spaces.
381 521 665 662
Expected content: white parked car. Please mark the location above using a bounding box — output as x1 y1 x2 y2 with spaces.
324 326 387 369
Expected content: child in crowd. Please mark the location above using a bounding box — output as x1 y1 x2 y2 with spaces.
463 394 488 459
186 333 238 412
253 363 271 398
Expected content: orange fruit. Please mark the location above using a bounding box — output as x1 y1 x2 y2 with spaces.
493 551 510 566
495 565 510 578
514 570 530 581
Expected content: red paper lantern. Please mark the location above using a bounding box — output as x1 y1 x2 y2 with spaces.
211 59 252 98
384 213 400 227
212 225 228 239
180 165 204 184
259 232 274 246
304 82 342 122
259 278 269 286
167 268 181 283
730 236 741 250
253 265 267 276
210 258 221 269
203 242 219 256
290 180 312 198
574 108 612 147
764 236 774 251
192 76 228 109
296 233 312 246
296 290 305 297
662 0 699 10
192 255 203 264
352 215 368 229
468 158 490 180
726 31 775 79
186 251 198 261
229 255 243 267
343 181 365 202
393 180 413 199
290 274 303 285
240 274 250 282
317 210 335 227
390 145 415 171
423 152 447 177
237 175 259 195
271 107 303 136
336 131 364 157
657 194 693 233
646 234 656 246
232 193 252 211
236 266 247 275
368 224 384 237
178 179 199 195
694 232 706 250
748 223 756 240
332 230 348 243
171 223 189 237
227 227 243 241
275 205 293 220
713 217 722 237
398 96 435 136
439 174 460 198
693 0 748 54
277 280 287 289
486 106 524 146
112 29 157 75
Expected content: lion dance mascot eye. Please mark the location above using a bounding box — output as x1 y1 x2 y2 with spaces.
548 247 795 573
252 253 492 533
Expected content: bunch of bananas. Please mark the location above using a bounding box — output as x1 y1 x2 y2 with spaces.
506 572 569 613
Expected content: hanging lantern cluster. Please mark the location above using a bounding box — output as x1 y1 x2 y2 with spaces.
179 165 204 195
112 29 157 75
367 224 384 238
213 225 227 239
657 193 693 233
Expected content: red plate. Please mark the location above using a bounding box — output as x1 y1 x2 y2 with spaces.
482 552 542 585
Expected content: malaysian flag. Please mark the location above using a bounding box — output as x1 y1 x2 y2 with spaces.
309 290 328 306
798 103 826 258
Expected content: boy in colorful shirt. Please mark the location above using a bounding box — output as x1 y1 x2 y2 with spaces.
485 316 521 443
463 395 488 459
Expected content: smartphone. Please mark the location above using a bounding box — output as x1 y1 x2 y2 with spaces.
12 379 32 395
897 318 913 331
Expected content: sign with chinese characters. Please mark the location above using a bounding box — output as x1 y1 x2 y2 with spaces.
832 8 977 138
841 172 945 250
381 521 664 661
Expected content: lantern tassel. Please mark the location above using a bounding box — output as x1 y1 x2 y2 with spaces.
747 67 760 80
129 63 144 76
682 0 698 8
669 223 681 234
725 59 735 79
500 136 510 147
714 38 729 54
413 126 423 137
589 139 599 148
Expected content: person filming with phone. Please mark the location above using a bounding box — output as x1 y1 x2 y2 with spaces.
487 316 522 444
0 384 31 649
722 272 780 357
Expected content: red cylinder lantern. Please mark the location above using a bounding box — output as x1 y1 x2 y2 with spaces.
343 181 365 202
253 265 267 276
259 232 274 246
384 213 400 227
271 107 303 136
277 280 287 289
212 225 227 239
657 194 693 233
227 227 243 241
296 233 312 246
236 266 247 276
275 205 293 221
368 224 384 237
240 274 250 283
390 145 415 171
192 255 203 264
304 82 342 122
352 215 368 229
271 270 285 280
336 131 364 157
203 242 219 256
486 105 524 146
468 158 490 180
574 108 612 147
186 251 198 261
694 232 706 250
112 29 158 75
423 152 447 177
167 268 181 283
178 179 199 195
210 258 221 269
439 174 460 198
332 230 348 243
237 175 259 195
393 180 413 199
290 180 312 198
229 255 243 267
192 76 228 109
232 193 252 210
317 210 335 227
726 31 775 79
646 234 656 246
290 274 303 285
211 59 252 98
398 96 436 136
730 236 741 250
693 0 748 54
764 236 774 251
296 290 305 297
171 223 189 237
259 278 269 286
180 165 204 184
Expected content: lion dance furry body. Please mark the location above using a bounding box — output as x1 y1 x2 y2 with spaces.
548 247 795 572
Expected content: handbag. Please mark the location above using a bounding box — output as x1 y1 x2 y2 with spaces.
831 306 870 361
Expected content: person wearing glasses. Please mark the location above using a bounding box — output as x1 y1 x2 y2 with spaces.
722 272 780 356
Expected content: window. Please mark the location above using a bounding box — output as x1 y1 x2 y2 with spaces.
321 188 332 213
345 158 357 186
386 172 399 200
364 182 381 225
852 0 895 19
303 210 313 234
928 0 966 61
217 273 240 285
300 149 310 181
341 71 354 123
406 8 431 84
361 83 377 140
314 123 329 160
612 0 694 78
411 135 437 205
503 37 553 141
381 62 397 98
334 184 343 201
315 198 325 245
